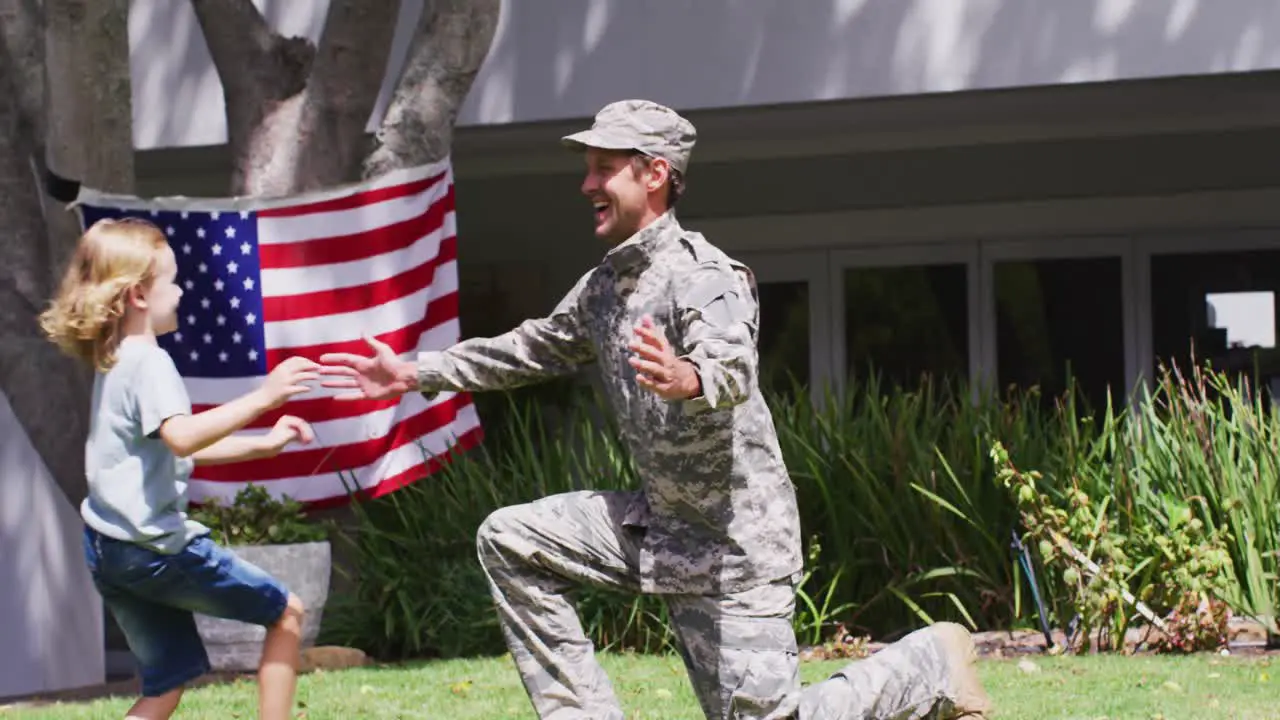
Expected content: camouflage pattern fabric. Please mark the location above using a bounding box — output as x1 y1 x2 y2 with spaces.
560 98 698 173
418 210 803 596
415 113 990 717
476 490 991 719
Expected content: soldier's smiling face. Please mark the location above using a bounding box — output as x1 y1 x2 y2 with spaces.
581 147 669 243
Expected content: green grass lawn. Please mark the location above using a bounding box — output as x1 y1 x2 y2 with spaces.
9 652 1279 719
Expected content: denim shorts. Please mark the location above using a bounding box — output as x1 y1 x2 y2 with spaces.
83 526 290 697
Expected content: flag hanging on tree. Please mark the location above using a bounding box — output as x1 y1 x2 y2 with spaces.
72 159 483 508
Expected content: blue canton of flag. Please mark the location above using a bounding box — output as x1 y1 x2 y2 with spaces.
79 206 268 379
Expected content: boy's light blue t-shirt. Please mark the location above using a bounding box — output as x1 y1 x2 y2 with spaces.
82 337 210 554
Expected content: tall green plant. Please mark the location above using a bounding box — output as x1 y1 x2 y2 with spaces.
320 389 663 659
1125 363 1280 639
321 360 1280 660
771 373 1061 637
993 437 1234 653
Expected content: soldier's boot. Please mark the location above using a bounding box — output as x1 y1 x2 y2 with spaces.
928 622 992 719
797 621 993 720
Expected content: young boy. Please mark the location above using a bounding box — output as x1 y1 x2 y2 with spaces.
40 216 320 720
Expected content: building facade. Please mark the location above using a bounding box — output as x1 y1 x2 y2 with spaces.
136 0 1280 412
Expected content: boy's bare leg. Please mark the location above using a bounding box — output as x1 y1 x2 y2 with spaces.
258 593 306 720
124 688 183 720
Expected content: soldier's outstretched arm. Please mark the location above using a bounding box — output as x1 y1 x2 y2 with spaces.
416 273 596 394
674 262 760 411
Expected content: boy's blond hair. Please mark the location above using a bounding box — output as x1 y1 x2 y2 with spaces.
40 217 171 371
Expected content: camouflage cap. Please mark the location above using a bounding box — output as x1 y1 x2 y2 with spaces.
561 99 697 174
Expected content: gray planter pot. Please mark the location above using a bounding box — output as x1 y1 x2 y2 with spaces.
194 541 332 672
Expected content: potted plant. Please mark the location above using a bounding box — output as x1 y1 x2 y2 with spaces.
188 484 332 672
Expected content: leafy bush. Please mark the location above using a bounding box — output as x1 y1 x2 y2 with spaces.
1126 363 1280 643
321 362 1280 660
993 439 1234 653
987 360 1280 653
320 390 654 659
191 483 329 546
772 371 1074 637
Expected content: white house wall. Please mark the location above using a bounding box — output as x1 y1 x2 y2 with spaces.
128 0 1280 150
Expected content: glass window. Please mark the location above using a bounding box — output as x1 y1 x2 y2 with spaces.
1150 249 1280 401
994 257 1126 412
843 264 969 390
757 281 810 396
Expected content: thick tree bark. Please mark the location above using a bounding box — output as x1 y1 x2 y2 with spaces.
0 4 51 309
191 0 314 197
0 0 42 140
192 0 397 196
0 0 133 503
44 0 133 192
293 0 398 190
195 0 499 194
362 0 500 178
45 0 134 279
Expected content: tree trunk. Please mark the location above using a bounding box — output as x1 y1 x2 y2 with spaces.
194 0 500 194
189 0 501 587
44 0 133 191
192 0 398 196
362 0 500 178
0 0 134 503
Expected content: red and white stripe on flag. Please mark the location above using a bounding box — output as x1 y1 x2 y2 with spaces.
73 159 484 508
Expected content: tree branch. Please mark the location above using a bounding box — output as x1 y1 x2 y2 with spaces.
0 0 44 141
46 0 132 191
190 0 316 195
362 0 500 179
290 0 396 191
190 0 313 98
0 0 97 503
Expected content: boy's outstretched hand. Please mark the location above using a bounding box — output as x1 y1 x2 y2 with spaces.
263 415 314 455
257 356 321 409
319 336 416 401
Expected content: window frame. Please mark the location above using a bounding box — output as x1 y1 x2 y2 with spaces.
831 242 981 397
980 236 1138 399
1136 230 1280 393
734 250 835 401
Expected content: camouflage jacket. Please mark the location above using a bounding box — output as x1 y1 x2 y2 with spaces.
416 211 802 594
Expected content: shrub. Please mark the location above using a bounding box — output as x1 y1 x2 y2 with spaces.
190 483 329 546
321 362 1280 659
320 390 652 659
993 439 1234 653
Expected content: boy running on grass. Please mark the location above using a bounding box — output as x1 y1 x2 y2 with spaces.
41 217 319 720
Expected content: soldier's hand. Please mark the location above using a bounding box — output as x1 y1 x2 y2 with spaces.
628 315 701 400
319 335 417 401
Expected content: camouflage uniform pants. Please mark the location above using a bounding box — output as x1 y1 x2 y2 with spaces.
477 490 987 720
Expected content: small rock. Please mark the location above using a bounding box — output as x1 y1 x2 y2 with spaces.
1228 618 1271 644
300 646 370 672
1017 659 1040 674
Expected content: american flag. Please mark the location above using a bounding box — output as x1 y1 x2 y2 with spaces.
72 159 483 508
